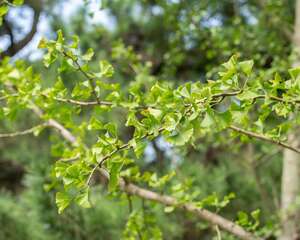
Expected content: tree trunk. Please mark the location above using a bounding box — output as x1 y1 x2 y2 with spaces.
280 134 300 239
280 1 300 239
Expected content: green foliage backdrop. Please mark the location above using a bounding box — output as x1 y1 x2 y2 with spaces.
1 1 300 239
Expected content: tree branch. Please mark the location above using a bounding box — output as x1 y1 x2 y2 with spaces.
0 122 48 138
0 93 18 100
120 180 258 240
34 112 258 239
229 125 300 154
2 17 14 56
45 95 113 106
2 81 254 238
2 84 261 239
0 3 41 58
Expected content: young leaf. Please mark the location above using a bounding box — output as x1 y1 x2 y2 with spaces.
88 116 104 130
148 108 163 120
201 111 215 128
82 48 94 61
163 112 182 131
109 159 124 192
38 38 47 49
75 188 91 208
239 60 254 76
134 140 147 158
98 60 114 78
0 6 8 18
289 67 300 80
13 0 24 5
164 206 175 213
167 127 194 146
56 192 71 214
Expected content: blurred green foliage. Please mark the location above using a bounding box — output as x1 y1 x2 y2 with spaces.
0 0 298 239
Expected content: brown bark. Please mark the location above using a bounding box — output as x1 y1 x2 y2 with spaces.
0 0 42 58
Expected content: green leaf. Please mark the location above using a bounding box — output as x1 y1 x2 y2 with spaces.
167 127 194 146
178 84 191 98
126 112 142 127
272 72 282 87
134 140 147 158
148 108 163 120
104 122 117 137
236 211 249 226
289 67 300 80
215 110 232 130
75 188 91 208
13 0 24 5
239 60 254 76
82 48 94 61
273 102 290 117
237 90 260 101
38 38 47 49
219 192 235 208
251 209 260 222
197 193 219 208
109 159 124 192
33 125 45 136
88 116 104 130
56 30 64 44
98 60 114 78
70 35 79 49
222 55 237 70
7 69 20 79
164 206 175 213
62 164 81 186
43 51 57 68
163 112 182 131
58 58 73 73
54 161 68 178
56 192 71 214
219 55 238 81
201 110 215 128
72 83 91 98
66 164 80 178
106 91 120 102
0 6 9 18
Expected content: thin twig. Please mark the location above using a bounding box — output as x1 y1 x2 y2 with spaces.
215 225 222 240
39 88 300 112
127 195 143 240
87 128 164 186
253 94 300 104
0 93 18 101
0 123 48 138
58 153 81 162
253 149 280 169
62 51 101 104
213 90 242 98
127 194 133 213
229 125 300 154
48 95 113 106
